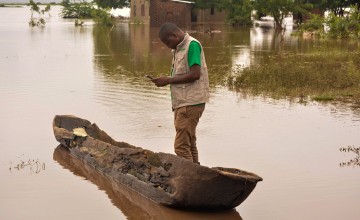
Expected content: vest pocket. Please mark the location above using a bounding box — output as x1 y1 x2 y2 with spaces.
172 80 203 104
172 84 187 101
186 80 203 102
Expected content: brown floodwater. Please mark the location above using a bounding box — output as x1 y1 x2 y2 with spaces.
1 6 360 220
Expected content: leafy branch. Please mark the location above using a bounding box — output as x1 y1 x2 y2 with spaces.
29 0 51 27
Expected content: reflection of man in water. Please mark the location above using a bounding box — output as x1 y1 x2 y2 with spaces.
151 22 209 164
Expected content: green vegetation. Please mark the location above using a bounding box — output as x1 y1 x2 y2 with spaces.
60 0 114 26
296 14 325 36
314 0 360 16
28 0 51 27
326 7 360 39
253 0 295 29
93 0 129 9
193 0 254 26
297 6 360 39
291 0 314 25
311 95 335 101
223 0 253 26
191 0 359 30
192 0 313 28
74 19 84 26
60 0 94 18
228 51 360 101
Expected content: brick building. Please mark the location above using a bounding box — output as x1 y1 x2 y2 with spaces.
130 0 193 28
130 0 227 29
150 0 193 28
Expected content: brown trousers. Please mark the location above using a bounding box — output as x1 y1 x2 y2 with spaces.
174 104 205 163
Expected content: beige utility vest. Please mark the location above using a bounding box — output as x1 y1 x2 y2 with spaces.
171 34 210 109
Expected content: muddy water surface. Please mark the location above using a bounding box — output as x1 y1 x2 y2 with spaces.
1 6 359 220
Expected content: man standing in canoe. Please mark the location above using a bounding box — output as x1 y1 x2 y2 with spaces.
150 22 209 164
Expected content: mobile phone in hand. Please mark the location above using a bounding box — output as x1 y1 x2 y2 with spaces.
145 75 153 80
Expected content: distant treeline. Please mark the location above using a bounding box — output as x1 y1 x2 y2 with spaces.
0 2 59 5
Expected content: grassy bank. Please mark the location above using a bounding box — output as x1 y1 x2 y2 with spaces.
228 51 360 102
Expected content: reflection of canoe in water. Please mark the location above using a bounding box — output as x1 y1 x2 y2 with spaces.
53 145 243 219
53 115 263 210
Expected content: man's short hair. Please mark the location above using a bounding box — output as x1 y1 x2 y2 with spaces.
159 22 181 38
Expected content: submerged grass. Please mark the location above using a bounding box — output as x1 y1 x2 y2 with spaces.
228 51 360 102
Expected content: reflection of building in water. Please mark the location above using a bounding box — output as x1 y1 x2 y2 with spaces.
93 23 171 77
92 23 131 75
129 24 150 68
129 24 173 74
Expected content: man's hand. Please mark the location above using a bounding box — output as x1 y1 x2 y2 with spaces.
151 65 201 87
152 76 171 87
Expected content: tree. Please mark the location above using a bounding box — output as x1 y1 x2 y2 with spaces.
325 0 349 16
93 0 129 9
292 0 313 24
193 0 221 9
29 0 51 27
60 0 94 18
297 5 360 39
253 0 294 29
193 0 253 26
310 0 359 16
222 0 253 26
60 0 114 26
349 0 360 10
325 6 360 38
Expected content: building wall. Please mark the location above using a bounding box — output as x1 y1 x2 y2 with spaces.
193 8 228 25
130 0 227 28
130 0 150 23
150 0 192 29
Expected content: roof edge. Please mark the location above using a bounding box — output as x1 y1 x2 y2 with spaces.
170 0 194 4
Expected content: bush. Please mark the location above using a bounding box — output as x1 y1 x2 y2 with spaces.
297 6 360 39
326 12 351 38
29 0 50 27
91 8 113 26
60 0 94 18
299 14 324 32
60 0 114 26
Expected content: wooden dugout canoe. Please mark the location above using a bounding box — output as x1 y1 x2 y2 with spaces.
52 115 262 210
53 145 243 219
